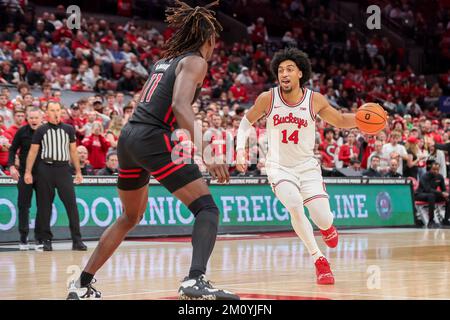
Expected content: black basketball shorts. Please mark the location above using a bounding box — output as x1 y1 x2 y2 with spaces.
117 122 203 193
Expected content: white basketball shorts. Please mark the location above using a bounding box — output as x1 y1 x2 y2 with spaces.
265 157 329 205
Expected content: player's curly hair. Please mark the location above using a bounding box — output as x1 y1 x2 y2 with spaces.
163 0 223 60
270 48 312 87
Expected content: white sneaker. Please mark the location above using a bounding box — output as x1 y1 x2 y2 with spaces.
66 280 102 300
34 242 43 251
19 243 29 251
178 275 239 300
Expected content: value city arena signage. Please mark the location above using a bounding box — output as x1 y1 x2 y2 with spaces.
0 177 414 240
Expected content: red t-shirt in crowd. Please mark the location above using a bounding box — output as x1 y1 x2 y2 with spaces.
251 25 266 44
82 134 111 169
229 85 248 103
71 38 91 52
338 144 359 167
4 124 20 142
6 100 14 110
125 32 137 44
425 132 443 144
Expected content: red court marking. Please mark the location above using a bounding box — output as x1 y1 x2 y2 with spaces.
158 293 330 300
127 231 358 243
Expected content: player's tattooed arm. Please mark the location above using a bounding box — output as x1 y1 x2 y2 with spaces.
313 92 357 129
172 55 208 153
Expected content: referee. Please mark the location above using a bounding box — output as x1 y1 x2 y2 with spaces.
25 102 87 251
8 107 43 250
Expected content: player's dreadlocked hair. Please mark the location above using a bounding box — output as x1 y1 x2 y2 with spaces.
163 0 223 60
270 48 312 87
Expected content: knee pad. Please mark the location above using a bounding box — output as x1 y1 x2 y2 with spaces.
188 194 219 217
273 180 303 209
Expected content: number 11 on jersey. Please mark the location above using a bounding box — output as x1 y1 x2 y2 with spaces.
139 73 163 103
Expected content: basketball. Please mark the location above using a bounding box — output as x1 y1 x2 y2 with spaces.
355 103 387 135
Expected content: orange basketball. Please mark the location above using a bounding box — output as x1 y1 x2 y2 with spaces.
355 103 387 135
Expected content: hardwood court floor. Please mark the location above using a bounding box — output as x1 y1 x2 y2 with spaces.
1 228 450 300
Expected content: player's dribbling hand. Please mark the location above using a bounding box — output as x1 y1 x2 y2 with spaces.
235 149 248 173
207 163 230 184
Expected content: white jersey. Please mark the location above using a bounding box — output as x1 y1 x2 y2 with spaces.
265 86 316 167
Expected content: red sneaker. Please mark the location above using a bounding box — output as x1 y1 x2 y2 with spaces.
315 257 335 285
320 226 338 248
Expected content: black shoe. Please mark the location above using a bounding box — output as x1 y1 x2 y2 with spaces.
66 279 102 300
43 240 52 251
427 222 441 229
72 241 87 251
178 275 239 300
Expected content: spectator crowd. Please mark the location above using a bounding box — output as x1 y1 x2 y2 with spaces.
0 2 449 182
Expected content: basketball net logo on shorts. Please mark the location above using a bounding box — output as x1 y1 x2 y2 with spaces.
273 113 308 129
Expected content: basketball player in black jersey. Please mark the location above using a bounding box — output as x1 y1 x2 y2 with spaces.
67 1 238 300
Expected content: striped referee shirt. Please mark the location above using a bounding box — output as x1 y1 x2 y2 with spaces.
31 122 76 162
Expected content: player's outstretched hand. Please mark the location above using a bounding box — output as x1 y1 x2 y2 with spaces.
235 149 248 173
207 163 230 184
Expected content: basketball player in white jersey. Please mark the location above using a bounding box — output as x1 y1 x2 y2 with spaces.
236 48 357 284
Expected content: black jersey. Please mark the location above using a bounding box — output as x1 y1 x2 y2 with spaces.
130 52 202 131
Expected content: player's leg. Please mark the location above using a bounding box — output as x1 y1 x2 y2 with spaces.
301 160 338 248
172 179 218 279
304 197 338 247
68 177 149 300
68 184 148 300
150 161 238 300
266 163 324 259
272 179 324 261
84 185 148 271
295 160 336 285
269 175 334 285
68 125 150 300
117 128 238 300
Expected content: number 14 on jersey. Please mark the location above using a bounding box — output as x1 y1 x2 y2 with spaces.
281 129 299 144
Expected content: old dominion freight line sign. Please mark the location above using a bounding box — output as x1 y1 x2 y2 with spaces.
0 177 414 241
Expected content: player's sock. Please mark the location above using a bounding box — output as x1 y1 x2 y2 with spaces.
311 250 324 262
188 195 219 279
79 271 94 287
